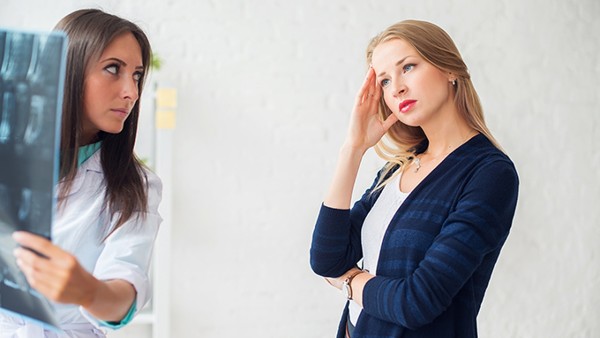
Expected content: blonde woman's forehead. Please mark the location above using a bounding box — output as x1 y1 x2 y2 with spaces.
371 39 419 70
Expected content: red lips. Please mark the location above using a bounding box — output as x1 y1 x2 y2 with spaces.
399 100 417 113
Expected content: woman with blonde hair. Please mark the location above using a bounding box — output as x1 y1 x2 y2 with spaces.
310 20 519 338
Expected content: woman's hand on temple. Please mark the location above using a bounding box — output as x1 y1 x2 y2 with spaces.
12 231 99 307
324 68 398 209
345 67 398 153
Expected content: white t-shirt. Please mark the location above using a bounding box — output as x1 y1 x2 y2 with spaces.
349 173 408 326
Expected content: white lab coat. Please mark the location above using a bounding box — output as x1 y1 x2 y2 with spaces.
0 151 163 337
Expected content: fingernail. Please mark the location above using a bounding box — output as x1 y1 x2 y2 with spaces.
12 232 22 241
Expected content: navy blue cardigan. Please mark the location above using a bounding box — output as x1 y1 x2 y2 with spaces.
310 134 519 338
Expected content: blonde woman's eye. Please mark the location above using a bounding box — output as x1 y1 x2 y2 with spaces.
380 79 391 87
403 64 415 73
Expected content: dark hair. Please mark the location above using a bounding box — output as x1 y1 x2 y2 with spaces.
55 9 152 233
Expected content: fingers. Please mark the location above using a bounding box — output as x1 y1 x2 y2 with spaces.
14 245 86 304
18 267 70 303
12 232 95 305
13 232 79 288
382 112 399 131
15 246 77 276
371 78 382 102
368 66 380 100
13 231 63 260
14 246 56 294
14 246 59 285
15 254 52 290
355 67 378 106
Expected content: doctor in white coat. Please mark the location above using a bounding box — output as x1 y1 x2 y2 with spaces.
0 9 162 338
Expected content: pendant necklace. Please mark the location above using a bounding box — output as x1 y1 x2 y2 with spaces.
413 156 421 173
411 132 477 174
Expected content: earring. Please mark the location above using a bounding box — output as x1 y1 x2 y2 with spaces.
451 79 456 86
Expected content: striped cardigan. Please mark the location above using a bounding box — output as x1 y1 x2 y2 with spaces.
310 134 519 338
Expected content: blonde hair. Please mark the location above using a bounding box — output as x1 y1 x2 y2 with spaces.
366 20 502 190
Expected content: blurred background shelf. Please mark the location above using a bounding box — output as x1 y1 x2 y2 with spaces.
112 85 175 338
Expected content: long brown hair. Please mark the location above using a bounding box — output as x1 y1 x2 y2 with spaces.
55 9 151 233
366 20 502 190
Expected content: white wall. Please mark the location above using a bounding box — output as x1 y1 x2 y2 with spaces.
2 0 599 337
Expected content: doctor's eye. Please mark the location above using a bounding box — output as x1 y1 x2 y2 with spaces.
133 71 144 82
104 64 120 75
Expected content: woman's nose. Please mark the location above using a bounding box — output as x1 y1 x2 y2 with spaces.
121 77 139 101
392 79 407 98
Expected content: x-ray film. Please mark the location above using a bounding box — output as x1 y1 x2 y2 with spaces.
0 27 66 331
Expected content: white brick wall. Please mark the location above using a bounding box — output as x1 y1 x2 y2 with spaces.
2 0 599 337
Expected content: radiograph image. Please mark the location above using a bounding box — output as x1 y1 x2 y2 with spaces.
0 28 66 330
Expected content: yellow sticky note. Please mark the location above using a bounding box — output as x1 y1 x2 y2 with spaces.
156 110 176 129
156 88 177 109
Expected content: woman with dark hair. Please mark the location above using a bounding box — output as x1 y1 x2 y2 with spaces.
310 20 519 337
1 9 162 337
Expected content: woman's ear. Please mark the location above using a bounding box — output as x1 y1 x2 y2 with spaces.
448 73 457 86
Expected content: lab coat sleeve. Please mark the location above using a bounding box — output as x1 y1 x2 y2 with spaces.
81 170 163 328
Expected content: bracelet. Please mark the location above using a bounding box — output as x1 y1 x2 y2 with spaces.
342 270 364 300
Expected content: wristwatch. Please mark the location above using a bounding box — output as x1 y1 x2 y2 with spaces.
342 270 363 300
